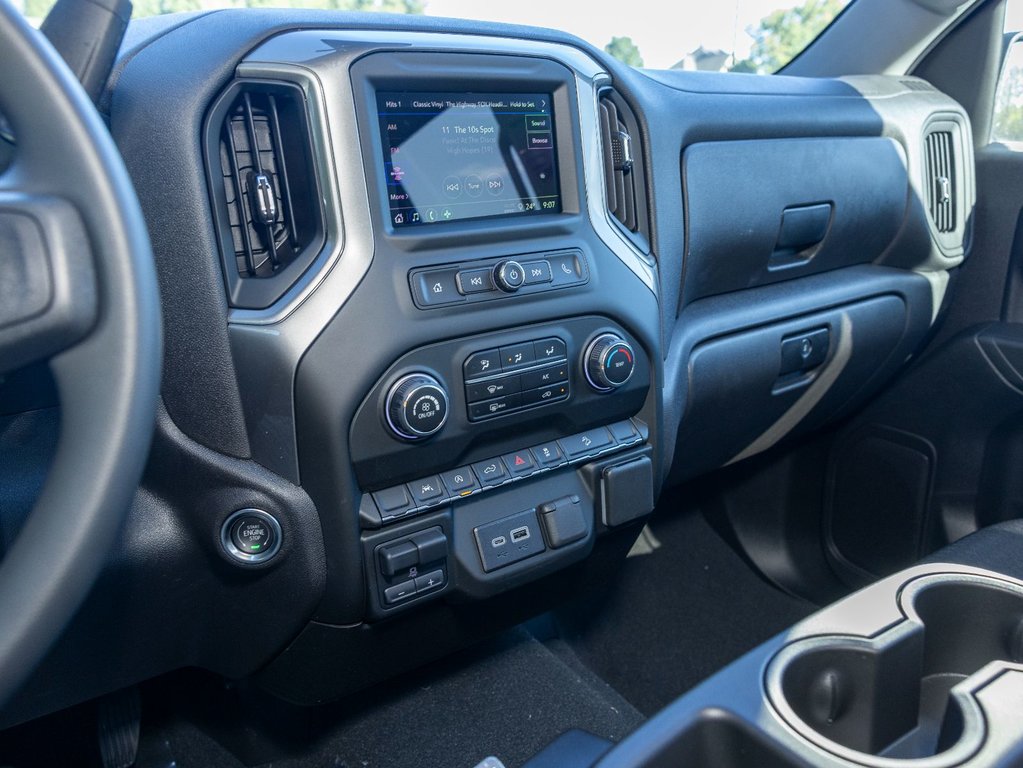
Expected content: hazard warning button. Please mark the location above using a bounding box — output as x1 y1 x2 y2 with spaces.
501 450 537 477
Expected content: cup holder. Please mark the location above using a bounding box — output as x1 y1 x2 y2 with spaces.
765 574 1023 767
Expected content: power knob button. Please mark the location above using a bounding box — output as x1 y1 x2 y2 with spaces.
494 260 525 292
386 373 450 440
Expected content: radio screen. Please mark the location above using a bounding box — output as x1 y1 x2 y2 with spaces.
376 92 562 228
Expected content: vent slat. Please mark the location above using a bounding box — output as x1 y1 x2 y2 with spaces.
242 93 264 176
943 132 953 231
941 134 949 231
924 129 956 234
598 101 618 216
598 93 640 234
924 134 932 215
268 94 299 250
900 79 935 93
614 155 627 221
224 118 257 277
244 93 279 271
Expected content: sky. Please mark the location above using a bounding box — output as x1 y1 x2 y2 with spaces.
1008 1 1023 30
16 0 1023 71
422 0 821 69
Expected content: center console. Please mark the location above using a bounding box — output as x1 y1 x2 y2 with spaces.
328 49 658 620
215 30 662 697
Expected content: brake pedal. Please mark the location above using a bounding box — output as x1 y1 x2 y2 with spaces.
97 687 141 768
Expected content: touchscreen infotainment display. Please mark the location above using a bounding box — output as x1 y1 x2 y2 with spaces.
375 92 562 228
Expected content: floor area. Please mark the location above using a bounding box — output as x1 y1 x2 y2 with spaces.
134 629 643 768
553 507 817 716
0 509 819 768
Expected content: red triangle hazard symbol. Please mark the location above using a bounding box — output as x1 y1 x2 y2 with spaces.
515 455 526 466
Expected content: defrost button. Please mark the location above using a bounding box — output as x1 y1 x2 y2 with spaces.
468 393 521 420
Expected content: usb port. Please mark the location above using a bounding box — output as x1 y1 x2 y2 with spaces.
510 526 531 543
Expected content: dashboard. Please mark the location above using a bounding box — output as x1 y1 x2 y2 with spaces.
0 9 976 728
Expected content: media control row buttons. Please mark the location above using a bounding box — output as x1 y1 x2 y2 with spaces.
409 250 588 310
369 419 644 525
456 268 494 294
522 260 552 285
413 268 462 307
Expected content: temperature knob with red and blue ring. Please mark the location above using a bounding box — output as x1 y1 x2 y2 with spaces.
584 334 636 392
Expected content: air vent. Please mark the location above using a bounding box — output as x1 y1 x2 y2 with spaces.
206 81 324 310
924 129 956 234
900 78 935 93
598 92 645 240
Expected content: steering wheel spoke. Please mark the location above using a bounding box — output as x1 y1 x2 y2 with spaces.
0 193 96 375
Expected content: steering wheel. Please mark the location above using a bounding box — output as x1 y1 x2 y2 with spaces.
0 3 160 706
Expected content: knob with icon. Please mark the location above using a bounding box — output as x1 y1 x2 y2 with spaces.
493 260 525 292
584 334 636 392
385 373 450 440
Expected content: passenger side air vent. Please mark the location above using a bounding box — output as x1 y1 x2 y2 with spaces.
924 129 956 234
598 91 649 248
899 78 935 93
205 81 324 310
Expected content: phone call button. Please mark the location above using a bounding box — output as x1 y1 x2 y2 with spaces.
547 252 586 286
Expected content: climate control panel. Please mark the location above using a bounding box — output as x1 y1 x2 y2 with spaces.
349 316 651 491
463 336 570 422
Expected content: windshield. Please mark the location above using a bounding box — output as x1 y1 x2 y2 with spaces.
15 0 851 73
